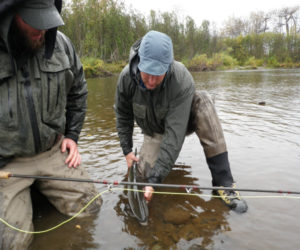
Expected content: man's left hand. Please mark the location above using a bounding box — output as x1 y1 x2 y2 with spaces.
61 138 81 168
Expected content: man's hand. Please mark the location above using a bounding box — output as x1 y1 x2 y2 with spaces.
144 186 154 202
125 152 139 168
125 152 154 201
61 138 81 168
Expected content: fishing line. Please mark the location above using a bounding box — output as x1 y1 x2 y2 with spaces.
0 186 300 235
0 189 107 234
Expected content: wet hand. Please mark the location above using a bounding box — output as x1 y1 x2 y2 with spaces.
61 138 81 168
125 152 139 168
144 186 154 202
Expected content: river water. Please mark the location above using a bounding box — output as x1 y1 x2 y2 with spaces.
29 69 300 250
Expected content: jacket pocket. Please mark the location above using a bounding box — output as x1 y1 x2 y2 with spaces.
37 50 70 128
133 103 146 119
155 106 168 120
0 60 18 130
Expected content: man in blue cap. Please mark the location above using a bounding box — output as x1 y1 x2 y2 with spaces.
115 30 247 213
0 1 102 249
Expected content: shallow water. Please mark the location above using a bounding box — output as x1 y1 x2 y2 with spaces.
29 69 300 250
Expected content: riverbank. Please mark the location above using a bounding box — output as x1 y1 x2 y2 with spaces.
82 57 127 78
82 55 300 79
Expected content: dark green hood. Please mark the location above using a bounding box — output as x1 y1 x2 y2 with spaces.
0 0 63 59
128 38 141 81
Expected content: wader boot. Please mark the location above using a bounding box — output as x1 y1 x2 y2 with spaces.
189 91 247 213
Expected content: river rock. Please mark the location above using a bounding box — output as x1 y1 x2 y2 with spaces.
163 207 191 224
178 224 199 241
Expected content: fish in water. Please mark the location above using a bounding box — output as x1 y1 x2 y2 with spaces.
127 161 149 225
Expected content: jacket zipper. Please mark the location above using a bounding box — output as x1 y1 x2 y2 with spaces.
21 65 42 153
149 91 161 132
56 73 60 107
7 81 13 118
47 76 50 112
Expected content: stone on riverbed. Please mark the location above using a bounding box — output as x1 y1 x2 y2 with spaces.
163 207 191 224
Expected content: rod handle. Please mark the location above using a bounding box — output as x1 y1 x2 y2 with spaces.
0 171 11 179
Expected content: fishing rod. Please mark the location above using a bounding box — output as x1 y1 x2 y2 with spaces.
1 171 300 195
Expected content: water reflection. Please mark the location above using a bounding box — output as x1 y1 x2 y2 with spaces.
79 76 124 180
29 69 300 249
28 188 99 250
115 165 230 249
193 69 300 147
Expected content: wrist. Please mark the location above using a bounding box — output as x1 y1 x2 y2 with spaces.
147 176 161 184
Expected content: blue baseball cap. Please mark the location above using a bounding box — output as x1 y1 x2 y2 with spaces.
138 30 173 76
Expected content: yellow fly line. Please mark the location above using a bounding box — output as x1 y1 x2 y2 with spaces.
0 187 300 235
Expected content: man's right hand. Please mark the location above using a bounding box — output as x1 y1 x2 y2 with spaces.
125 152 155 202
144 186 154 202
125 152 139 168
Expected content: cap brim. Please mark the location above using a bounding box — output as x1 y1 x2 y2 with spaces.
138 55 169 76
18 6 64 30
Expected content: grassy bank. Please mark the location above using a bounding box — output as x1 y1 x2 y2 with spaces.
184 52 300 72
82 57 127 78
82 55 300 79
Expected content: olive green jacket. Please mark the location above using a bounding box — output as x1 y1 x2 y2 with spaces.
0 15 87 158
115 40 195 182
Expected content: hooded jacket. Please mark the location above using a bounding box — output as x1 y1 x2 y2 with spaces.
0 0 61 59
0 9 87 158
115 40 195 183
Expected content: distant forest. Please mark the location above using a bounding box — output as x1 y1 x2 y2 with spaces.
60 0 300 69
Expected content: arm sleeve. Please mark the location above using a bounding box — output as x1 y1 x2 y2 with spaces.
60 33 87 143
114 67 135 155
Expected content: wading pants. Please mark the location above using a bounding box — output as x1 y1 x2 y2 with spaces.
138 91 232 184
0 138 102 250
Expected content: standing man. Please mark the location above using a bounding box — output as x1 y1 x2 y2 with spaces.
115 30 247 213
0 0 102 249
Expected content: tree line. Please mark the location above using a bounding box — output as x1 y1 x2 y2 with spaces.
60 0 300 70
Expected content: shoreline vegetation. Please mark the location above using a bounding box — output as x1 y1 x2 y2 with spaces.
60 0 300 79
82 54 300 78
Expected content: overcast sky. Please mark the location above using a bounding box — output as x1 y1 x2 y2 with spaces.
123 0 300 28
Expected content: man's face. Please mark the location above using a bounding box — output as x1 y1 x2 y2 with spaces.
14 14 46 52
140 72 166 90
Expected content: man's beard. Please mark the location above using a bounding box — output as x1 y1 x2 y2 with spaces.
9 18 45 57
